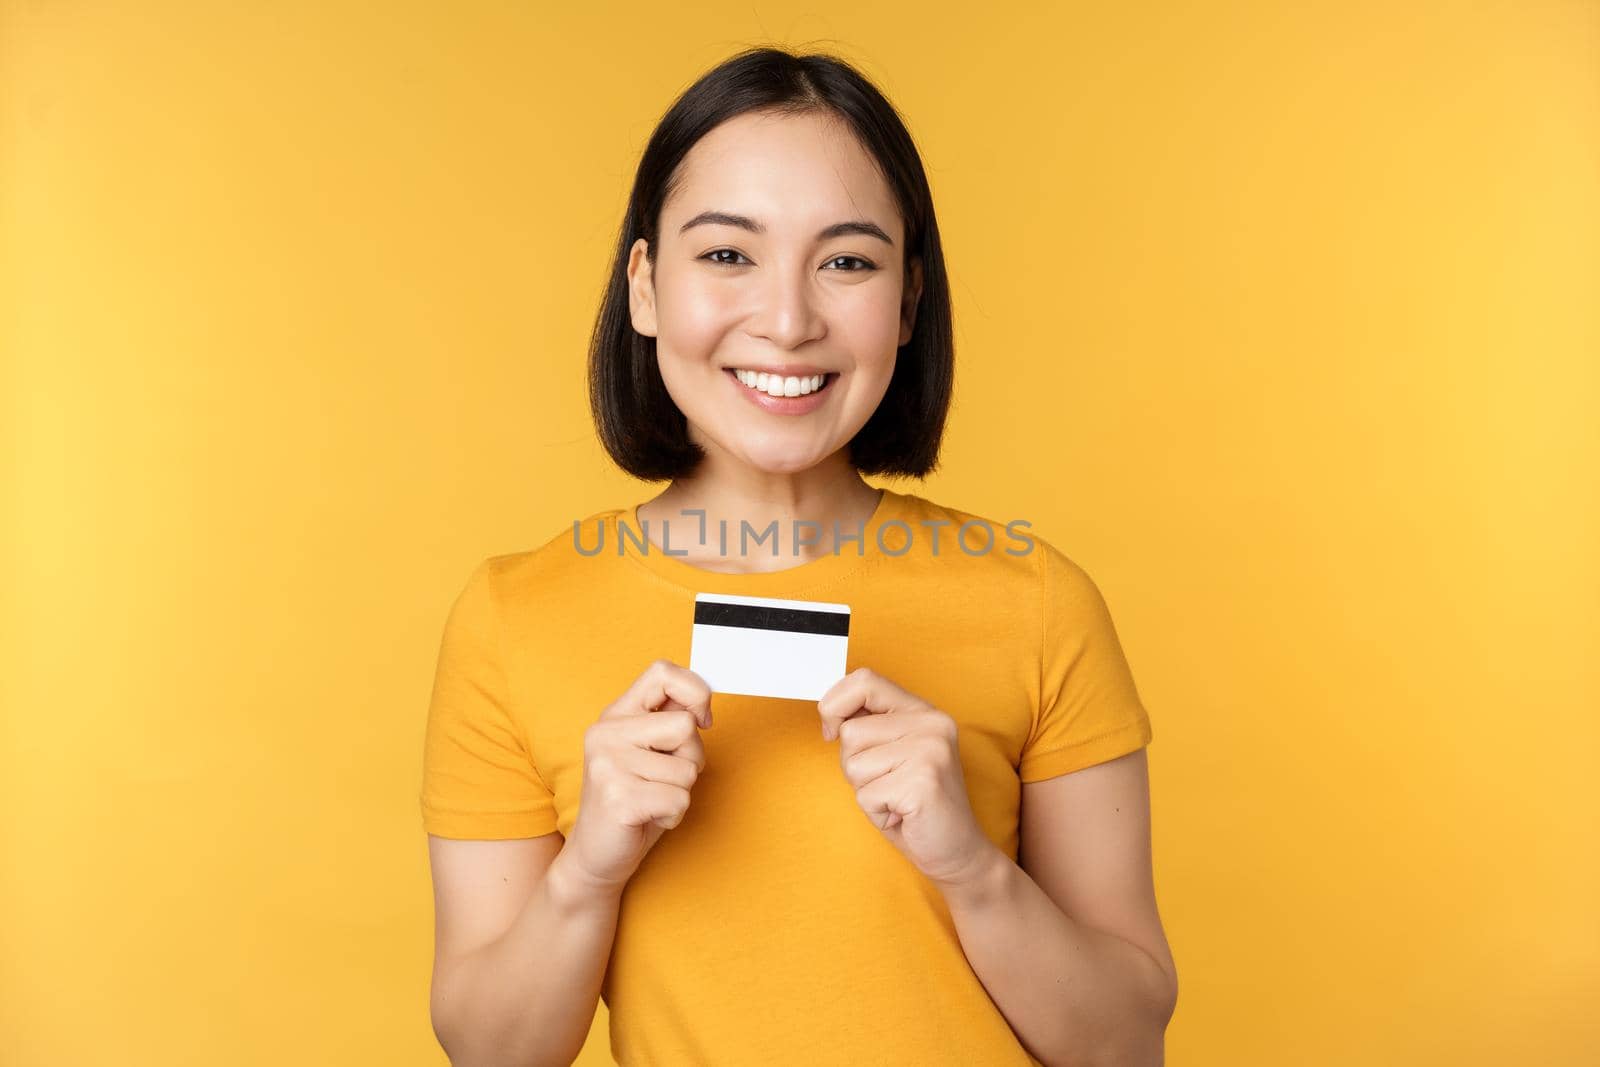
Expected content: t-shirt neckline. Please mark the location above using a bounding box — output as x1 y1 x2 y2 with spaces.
613 486 907 597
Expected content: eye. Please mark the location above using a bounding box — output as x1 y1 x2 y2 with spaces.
825 255 877 272
700 248 751 267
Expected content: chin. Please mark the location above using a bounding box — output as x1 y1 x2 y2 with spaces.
735 448 830 475
746 458 822 476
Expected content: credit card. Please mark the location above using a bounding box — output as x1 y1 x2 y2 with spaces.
688 592 851 701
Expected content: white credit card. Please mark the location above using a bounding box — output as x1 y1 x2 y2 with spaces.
688 592 851 701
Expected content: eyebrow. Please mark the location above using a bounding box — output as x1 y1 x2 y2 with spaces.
678 210 894 246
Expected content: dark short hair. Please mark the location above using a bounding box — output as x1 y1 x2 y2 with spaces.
587 46 955 482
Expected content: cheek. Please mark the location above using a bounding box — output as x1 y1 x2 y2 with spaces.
655 270 740 360
840 289 905 372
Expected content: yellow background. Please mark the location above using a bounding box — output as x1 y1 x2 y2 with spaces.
4 2 1596 1064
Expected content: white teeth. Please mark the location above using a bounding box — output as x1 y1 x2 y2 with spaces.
733 369 827 397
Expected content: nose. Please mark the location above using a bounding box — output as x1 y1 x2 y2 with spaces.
746 261 826 350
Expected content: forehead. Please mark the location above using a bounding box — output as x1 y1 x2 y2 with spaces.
665 110 899 240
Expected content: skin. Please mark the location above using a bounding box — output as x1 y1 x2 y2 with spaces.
625 107 923 571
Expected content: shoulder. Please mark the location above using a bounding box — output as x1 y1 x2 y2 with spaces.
887 491 1121 641
890 489 1078 587
474 503 631 609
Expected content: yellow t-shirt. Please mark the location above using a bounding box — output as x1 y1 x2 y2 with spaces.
419 487 1154 1065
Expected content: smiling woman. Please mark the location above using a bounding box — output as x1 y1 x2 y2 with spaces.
420 45 1174 1067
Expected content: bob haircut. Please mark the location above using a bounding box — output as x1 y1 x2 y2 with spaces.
587 46 955 482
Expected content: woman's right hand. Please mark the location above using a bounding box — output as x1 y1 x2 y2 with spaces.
565 659 713 895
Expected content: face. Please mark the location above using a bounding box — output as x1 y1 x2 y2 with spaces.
626 109 923 476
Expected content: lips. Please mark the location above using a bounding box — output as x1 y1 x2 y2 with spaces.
729 367 832 398
724 367 837 413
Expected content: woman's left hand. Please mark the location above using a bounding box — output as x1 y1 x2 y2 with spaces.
818 667 996 889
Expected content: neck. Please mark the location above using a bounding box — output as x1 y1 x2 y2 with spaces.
636 456 883 571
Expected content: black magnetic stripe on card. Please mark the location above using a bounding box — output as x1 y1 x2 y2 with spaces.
693 600 850 637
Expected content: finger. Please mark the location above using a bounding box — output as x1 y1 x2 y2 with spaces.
627 709 707 763
818 667 926 741
628 780 691 831
839 737 913 791
620 745 703 789
853 768 910 832
834 706 920 756
638 662 714 728
605 660 714 728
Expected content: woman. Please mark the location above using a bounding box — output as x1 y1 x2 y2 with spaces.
421 47 1177 1066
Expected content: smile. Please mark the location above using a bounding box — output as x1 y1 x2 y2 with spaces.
723 367 838 415
729 368 834 397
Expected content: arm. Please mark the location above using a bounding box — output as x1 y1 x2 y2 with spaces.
936 749 1178 1067
428 833 624 1067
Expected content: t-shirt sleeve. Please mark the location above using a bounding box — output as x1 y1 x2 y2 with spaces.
1019 541 1155 782
419 558 560 839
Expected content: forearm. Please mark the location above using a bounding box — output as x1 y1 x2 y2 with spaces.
432 845 622 1067
938 846 1175 1067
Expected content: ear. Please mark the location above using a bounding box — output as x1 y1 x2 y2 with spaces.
627 238 659 337
898 256 923 347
